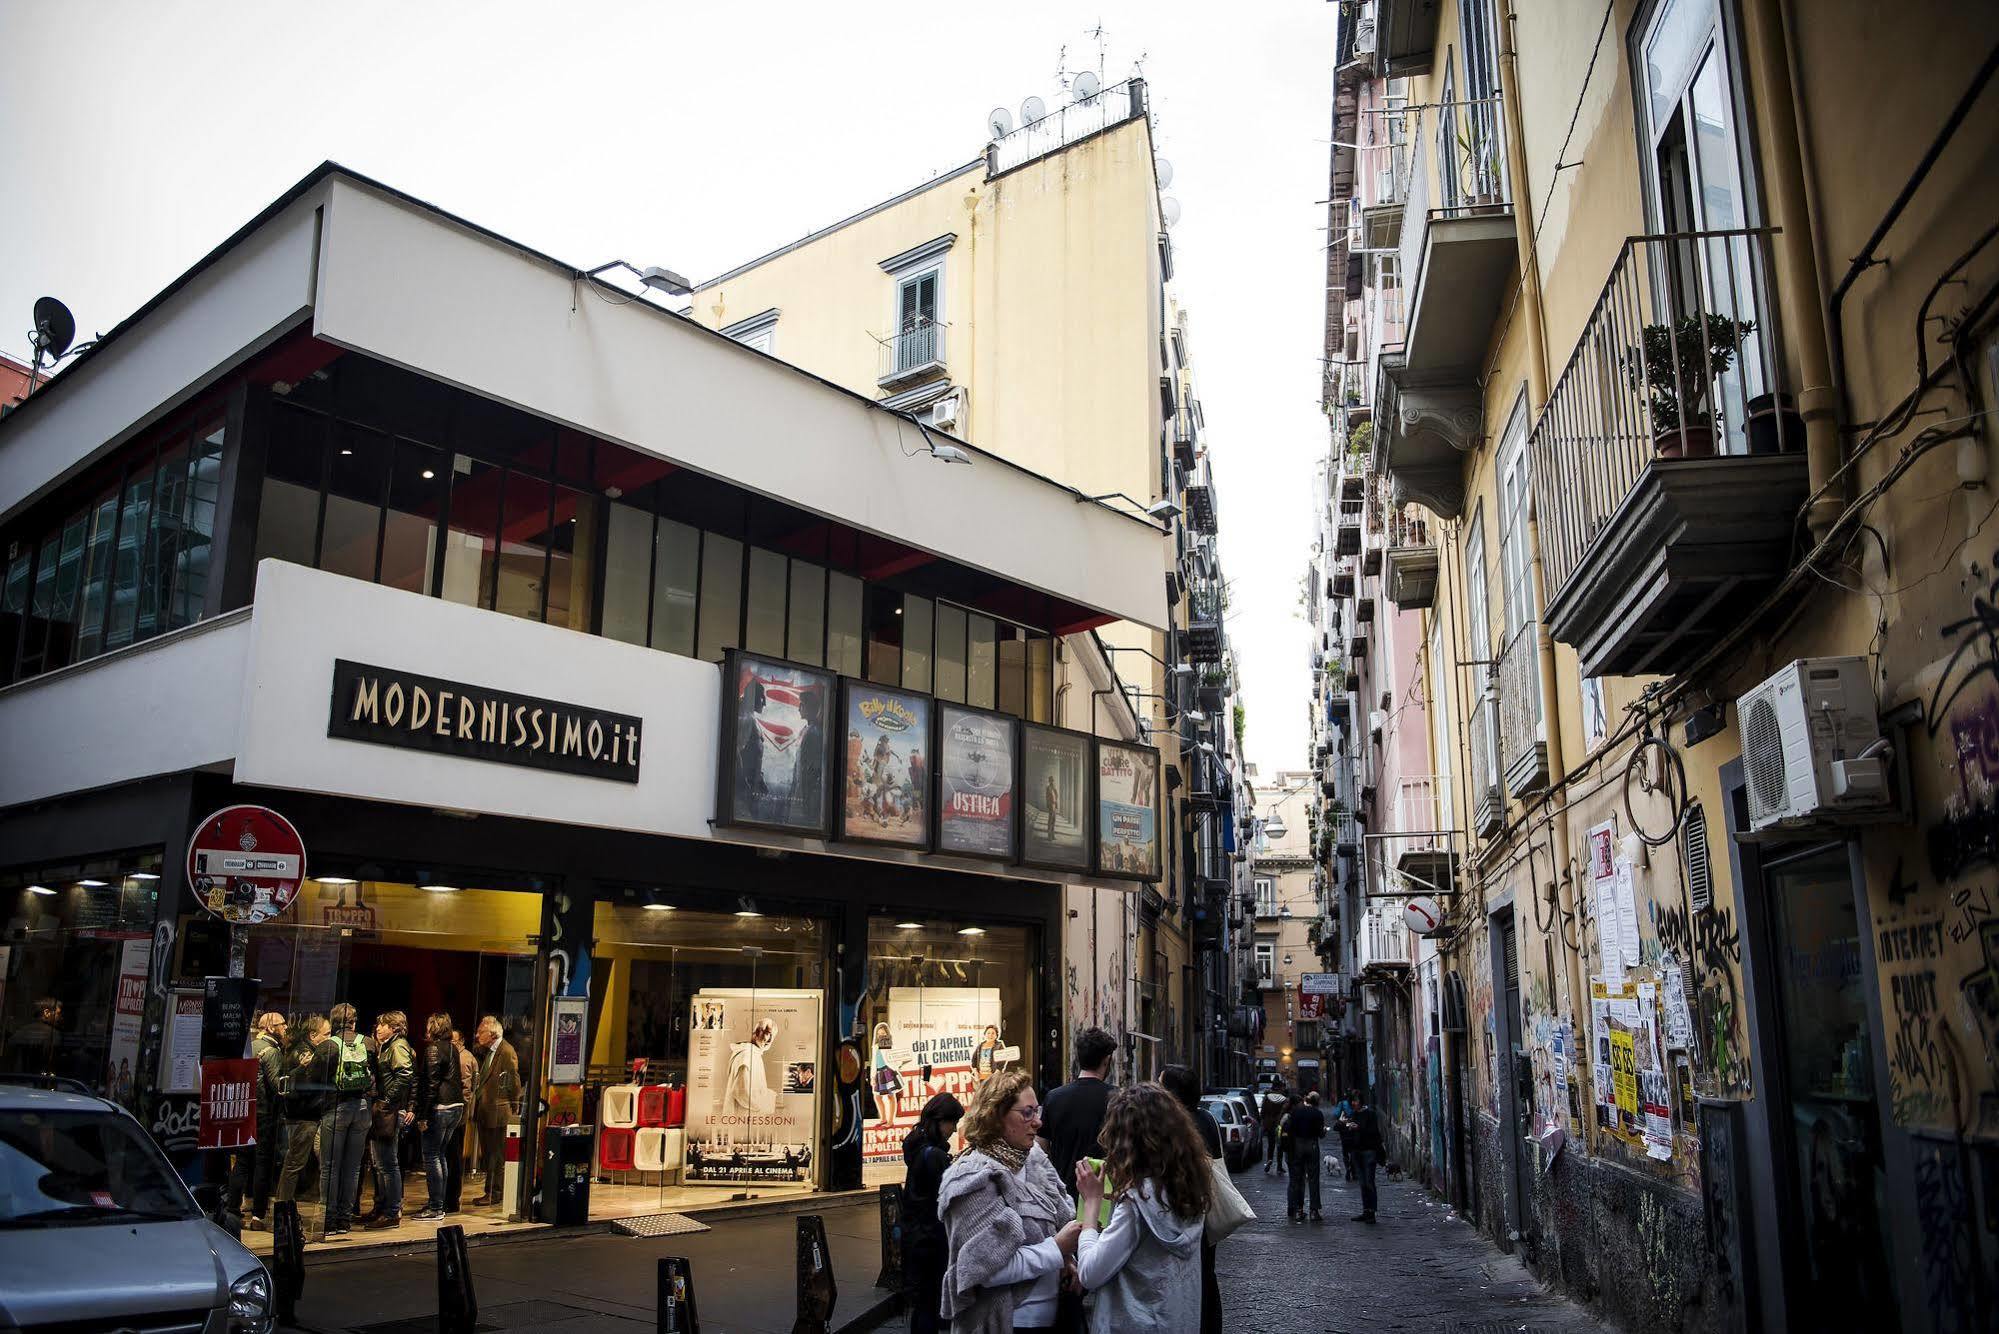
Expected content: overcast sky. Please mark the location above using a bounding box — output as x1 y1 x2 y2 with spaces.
0 1 1335 777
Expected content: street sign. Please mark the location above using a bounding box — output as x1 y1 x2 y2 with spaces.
187 805 307 925
1299 992 1326 1020
1301 972 1343 996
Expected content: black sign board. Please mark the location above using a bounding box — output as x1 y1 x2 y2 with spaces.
328 658 643 783
201 977 260 1060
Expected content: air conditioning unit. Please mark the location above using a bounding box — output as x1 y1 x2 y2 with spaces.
928 389 964 431
1739 656 1892 832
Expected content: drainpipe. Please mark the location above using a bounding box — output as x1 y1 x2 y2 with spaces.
1744 0 1843 542
1497 2 1551 409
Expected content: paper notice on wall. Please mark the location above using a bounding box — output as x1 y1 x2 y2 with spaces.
160 990 204 1094
1597 881 1624 985
1660 956 1695 1051
1613 859 1641 967
1640 1067 1675 1159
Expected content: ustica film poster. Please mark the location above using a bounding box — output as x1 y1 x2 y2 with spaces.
682 988 823 1184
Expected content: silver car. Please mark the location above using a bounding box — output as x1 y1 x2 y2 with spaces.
0 1082 274 1333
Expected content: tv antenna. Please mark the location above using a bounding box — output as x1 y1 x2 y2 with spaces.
25 296 76 396
987 106 1014 139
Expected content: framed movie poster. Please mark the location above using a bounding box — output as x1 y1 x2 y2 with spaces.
1019 723 1093 871
717 650 836 836
681 987 823 1184
1094 739 1161 880
837 680 933 848
935 704 1018 860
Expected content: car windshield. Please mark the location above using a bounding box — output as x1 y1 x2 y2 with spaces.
0 1107 199 1226
1202 1098 1234 1122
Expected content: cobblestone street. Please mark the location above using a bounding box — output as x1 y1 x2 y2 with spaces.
1215 1155 1604 1334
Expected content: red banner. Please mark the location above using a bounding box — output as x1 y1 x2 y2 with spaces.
198 1058 259 1149
1298 992 1326 1021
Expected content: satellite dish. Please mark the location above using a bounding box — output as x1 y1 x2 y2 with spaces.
1156 158 1174 188
1161 196 1182 227
1072 70 1102 101
32 297 75 360
987 106 1014 138
1020 95 1047 124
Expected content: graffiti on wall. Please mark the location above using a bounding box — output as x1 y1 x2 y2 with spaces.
1654 902 1749 1096
1912 1139 1977 1334
1877 916 1952 1125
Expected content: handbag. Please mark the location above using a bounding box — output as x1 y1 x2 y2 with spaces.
1205 1156 1255 1241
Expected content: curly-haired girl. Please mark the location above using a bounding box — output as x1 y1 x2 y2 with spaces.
1075 1081 1212 1330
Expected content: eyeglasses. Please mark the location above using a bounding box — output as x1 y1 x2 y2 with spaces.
1010 1104 1044 1122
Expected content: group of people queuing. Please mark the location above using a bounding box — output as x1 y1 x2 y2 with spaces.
233 1005 523 1238
898 1027 1221 1334
1257 1081 1384 1224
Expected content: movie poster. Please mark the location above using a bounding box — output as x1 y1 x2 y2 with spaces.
1021 725 1091 870
862 987 1015 1169
719 652 835 835
937 705 1017 859
1096 740 1161 879
682 988 823 1184
838 682 932 848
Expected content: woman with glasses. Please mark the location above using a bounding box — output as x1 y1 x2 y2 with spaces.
936 1070 1081 1333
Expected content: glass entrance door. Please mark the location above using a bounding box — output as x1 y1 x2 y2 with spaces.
1763 844 1899 1327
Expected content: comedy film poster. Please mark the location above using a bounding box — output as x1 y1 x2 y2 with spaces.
1096 740 1161 880
937 705 1017 859
863 987 1015 1167
682 988 823 1184
838 682 932 848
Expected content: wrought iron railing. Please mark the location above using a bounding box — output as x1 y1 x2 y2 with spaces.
1397 98 1512 304
1468 678 1501 831
1528 229 1786 599
989 79 1144 174
1386 505 1431 548
880 317 946 380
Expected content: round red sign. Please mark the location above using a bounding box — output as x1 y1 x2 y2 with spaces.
186 805 308 925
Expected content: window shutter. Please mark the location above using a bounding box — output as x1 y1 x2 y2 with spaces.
1682 800 1712 912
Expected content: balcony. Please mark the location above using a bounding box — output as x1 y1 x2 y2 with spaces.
1530 229 1808 678
989 77 1145 175
1185 480 1218 535
1497 622 1548 796
1358 907 1412 973
878 317 947 391
1172 411 1197 470
1373 0 1440 75
1384 507 1438 609
1332 561 1356 598
1377 98 1515 520
1468 680 1503 836
1357 103 1412 250
1184 606 1225 665
1335 497 1364 555
1354 595 1374 625
1368 775 1458 898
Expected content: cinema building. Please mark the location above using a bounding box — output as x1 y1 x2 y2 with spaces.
0 165 1169 1242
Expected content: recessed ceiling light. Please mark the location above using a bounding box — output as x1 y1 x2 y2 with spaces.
340 448 354 456
421 469 435 480
643 902 675 912
422 884 462 893
26 885 55 896
315 876 358 886
895 921 924 930
129 871 161 881
957 926 986 936
77 879 108 888
734 910 763 918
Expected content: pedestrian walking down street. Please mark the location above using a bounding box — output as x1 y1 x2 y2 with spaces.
1283 1091 1327 1223
1158 1066 1223 1334
901 1092 964 1334
1274 1093 1299 1175
1340 1094 1384 1224
1039 1026 1116 1334
1258 1082 1287 1174
413 1012 463 1221
317 1003 373 1237
1333 1095 1357 1181
1074 1083 1210 1333
470 1015 520 1208
937 1070 1082 1333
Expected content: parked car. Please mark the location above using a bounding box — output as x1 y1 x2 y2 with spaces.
1221 1093 1263 1165
0 1080 274 1333
1202 1096 1258 1172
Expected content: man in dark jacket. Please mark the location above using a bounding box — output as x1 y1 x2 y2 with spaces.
1341 1094 1385 1223
1038 1026 1117 1334
364 1011 415 1228
275 1014 331 1213
1283 1091 1328 1223
900 1092 963 1334
1259 1080 1289 1173
236 1012 288 1229
413 1011 463 1220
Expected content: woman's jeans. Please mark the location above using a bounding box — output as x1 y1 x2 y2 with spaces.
423 1105 466 1211
370 1125 404 1218
318 1097 370 1226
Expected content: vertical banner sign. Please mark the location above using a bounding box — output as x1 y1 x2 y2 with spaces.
540 885 594 999
936 705 1017 859
161 990 206 1093
1095 741 1161 879
550 996 589 1084
202 976 260 1059
187 805 307 925
105 937 152 1108
682 989 823 1183
197 1058 259 1149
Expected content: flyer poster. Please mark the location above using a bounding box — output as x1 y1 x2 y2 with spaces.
937 706 1017 859
719 651 835 835
682 988 822 1183
1020 725 1092 870
550 995 588 1084
1096 741 1161 880
838 683 932 848
1590 978 1667 1146
104 936 151 1108
863 987 1013 1165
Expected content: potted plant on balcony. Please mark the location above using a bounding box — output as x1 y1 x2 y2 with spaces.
1198 665 1229 713
1625 312 1755 459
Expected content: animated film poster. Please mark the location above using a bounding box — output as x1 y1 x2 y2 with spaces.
1021 724 1092 870
719 652 835 835
862 987 1015 1167
682 988 823 1184
937 705 1017 859
838 682 932 848
1096 740 1161 879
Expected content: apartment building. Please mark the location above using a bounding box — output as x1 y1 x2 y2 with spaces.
1316 1 1999 1328
1249 772 1325 1090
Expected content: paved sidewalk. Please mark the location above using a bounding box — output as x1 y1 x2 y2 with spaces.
1216 1156 1605 1333
284 1201 893 1334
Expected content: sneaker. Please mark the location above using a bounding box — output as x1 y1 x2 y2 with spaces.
363 1214 402 1230
325 1222 351 1236
1310 1211 1324 1223
244 1215 270 1233
1350 1212 1376 1224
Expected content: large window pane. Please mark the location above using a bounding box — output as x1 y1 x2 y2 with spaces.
651 519 700 656
967 614 997 709
103 459 156 651
380 441 447 595
73 490 119 660
0 549 31 684
495 471 551 622
826 571 863 676
787 561 826 666
142 438 189 639
695 532 742 662
442 455 499 609
601 503 654 646
321 427 391 583
998 630 1027 719
745 547 788 656
933 603 967 703
866 585 902 686
1027 635 1053 723
255 409 324 572
902 595 933 693
546 487 597 631
174 422 223 625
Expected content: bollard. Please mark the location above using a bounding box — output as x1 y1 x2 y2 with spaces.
658 1256 700 1334
791 1213 836 1334
437 1224 477 1334
874 1184 903 1292
271 1201 306 1326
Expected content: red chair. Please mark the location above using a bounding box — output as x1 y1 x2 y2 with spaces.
638 1084 667 1128
599 1126 636 1173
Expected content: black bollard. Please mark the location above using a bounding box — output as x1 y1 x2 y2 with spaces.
791 1213 836 1334
657 1256 700 1334
272 1201 306 1326
438 1224 477 1334
874 1184 903 1292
